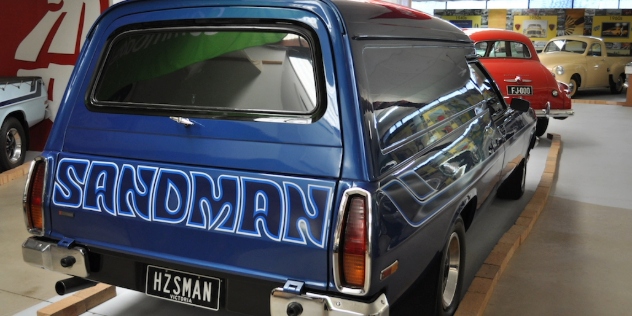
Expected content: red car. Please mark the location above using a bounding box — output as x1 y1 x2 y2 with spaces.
464 28 574 136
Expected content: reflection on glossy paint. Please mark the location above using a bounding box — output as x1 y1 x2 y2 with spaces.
366 0 431 21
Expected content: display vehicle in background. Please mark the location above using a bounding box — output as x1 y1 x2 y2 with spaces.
21 1 536 315
539 35 632 97
0 77 47 171
523 23 546 39
465 28 573 136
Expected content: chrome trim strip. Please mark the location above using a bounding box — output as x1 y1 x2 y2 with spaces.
22 237 89 278
270 289 389 315
332 188 372 296
88 25 325 124
534 109 575 118
22 157 46 236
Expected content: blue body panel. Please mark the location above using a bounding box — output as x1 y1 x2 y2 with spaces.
48 153 336 287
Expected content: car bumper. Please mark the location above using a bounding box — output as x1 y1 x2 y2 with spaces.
535 102 574 118
22 237 90 277
23 237 390 315
271 289 389 316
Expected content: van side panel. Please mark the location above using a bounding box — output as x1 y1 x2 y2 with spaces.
340 7 504 303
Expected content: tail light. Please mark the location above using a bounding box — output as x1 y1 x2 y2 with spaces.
333 188 371 295
557 81 570 95
23 157 46 235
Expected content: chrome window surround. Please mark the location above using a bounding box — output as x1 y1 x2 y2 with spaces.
87 24 326 124
332 188 372 296
22 156 47 236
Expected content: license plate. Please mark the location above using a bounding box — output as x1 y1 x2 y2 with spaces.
507 85 533 95
146 265 221 311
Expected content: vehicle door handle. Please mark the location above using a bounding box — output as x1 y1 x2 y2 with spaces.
170 117 194 127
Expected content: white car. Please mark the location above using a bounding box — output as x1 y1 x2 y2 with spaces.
0 77 48 171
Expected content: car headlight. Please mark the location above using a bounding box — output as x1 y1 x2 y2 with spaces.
554 65 564 75
552 90 559 97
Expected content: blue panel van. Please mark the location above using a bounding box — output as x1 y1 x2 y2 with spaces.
22 0 536 315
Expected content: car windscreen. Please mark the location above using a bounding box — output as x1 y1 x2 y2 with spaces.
542 39 587 54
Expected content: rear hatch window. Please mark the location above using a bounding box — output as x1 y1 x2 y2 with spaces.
90 27 319 119
65 20 341 177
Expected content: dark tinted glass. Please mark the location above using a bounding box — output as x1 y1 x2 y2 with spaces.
362 45 482 152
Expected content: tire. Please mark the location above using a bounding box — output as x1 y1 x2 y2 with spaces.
0 117 27 171
436 217 466 316
535 117 549 137
610 74 625 94
567 77 579 98
497 158 526 200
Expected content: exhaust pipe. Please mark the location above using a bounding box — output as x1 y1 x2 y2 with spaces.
55 276 97 295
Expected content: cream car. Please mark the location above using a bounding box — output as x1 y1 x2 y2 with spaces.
539 35 632 97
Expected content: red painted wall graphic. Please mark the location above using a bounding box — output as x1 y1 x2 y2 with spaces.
0 0 109 150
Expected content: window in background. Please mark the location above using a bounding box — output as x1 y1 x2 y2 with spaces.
486 0 528 9
446 1 486 9
412 0 630 10
528 0 572 8
573 0 619 8
411 1 446 14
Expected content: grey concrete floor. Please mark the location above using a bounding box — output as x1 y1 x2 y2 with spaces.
485 95 632 315
1 91 630 315
0 171 67 316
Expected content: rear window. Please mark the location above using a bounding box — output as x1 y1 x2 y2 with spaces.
89 25 321 119
475 41 531 58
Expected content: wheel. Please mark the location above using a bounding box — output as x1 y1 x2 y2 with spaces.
535 117 549 137
436 217 465 316
567 77 578 98
0 117 27 171
610 74 625 94
497 158 526 200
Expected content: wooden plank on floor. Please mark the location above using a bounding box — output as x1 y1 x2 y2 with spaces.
37 283 116 316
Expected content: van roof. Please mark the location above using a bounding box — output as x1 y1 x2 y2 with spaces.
333 0 471 43
105 0 470 44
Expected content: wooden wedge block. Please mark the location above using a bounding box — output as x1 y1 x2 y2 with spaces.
37 283 116 316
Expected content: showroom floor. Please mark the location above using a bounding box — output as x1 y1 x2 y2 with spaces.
0 89 631 315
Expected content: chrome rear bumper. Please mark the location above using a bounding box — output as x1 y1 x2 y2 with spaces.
271 289 389 316
22 237 89 278
536 109 575 118
535 102 575 118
